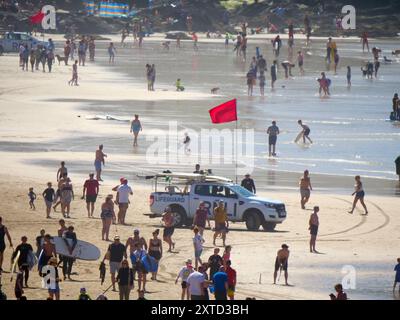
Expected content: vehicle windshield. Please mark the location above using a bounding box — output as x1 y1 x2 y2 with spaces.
229 185 254 198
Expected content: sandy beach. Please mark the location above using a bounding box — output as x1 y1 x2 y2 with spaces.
0 36 400 300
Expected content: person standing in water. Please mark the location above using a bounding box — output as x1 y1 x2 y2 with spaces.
348 175 368 215
130 115 142 147
346 66 351 88
309 206 319 253
273 244 290 285
94 145 107 182
68 60 78 86
297 51 304 76
270 60 277 89
267 120 280 157
299 170 312 209
361 31 369 53
297 120 313 144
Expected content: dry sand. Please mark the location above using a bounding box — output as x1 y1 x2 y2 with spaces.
0 51 399 300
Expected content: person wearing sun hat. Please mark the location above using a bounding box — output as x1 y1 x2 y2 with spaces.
273 244 290 286
175 258 194 300
47 257 61 300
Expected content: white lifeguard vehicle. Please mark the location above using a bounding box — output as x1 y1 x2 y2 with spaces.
0 32 47 55
144 172 287 231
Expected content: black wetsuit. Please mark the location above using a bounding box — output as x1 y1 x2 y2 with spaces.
0 225 6 253
62 231 77 278
12 243 33 285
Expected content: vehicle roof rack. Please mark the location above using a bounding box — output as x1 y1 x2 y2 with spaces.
138 172 233 183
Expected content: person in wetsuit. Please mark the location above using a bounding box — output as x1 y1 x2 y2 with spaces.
12 236 33 287
0 216 13 273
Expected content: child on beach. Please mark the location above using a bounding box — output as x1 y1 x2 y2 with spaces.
68 60 79 86
28 188 36 210
175 259 194 300
222 245 231 267
176 79 185 91
192 227 204 270
394 258 400 294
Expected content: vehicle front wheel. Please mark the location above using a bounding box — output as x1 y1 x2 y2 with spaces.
262 222 277 231
245 212 261 231
171 206 187 227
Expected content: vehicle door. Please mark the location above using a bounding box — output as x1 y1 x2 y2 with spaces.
9 33 21 52
190 184 214 220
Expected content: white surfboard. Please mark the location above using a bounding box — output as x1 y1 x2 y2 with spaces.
53 237 101 261
294 131 303 143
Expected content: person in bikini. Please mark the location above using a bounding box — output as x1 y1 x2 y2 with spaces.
273 244 290 285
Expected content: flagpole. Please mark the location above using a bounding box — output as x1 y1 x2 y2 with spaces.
235 119 238 184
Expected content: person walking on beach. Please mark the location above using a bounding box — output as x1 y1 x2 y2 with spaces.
347 66 352 88
162 206 175 252
57 161 68 182
62 226 77 281
193 227 204 270
395 156 400 181
64 40 71 65
89 37 95 62
208 248 223 281
47 257 61 300
130 115 142 147
213 200 229 247
46 49 54 73
241 173 256 194
213 266 229 300
21 44 29 71
225 260 237 300
186 266 206 300
116 259 134 300
348 175 368 215
297 51 304 76
39 234 56 273
246 69 255 96
150 64 156 91
361 31 369 53
11 236 33 287
68 60 78 86
148 229 162 281
299 170 312 209
175 259 194 300
296 120 313 144
273 244 290 285
393 258 400 294
267 121 280 157
103 236 127 292
113 178 133 225
100 195 116 241
78 40 86 66
309 206 320 253
270 60 277 89
36 229 46 257
330 284 348 300
95 145 107 182
82 173 99 218
42 182 55 218
108 42 116 64
60 173 74 218
28 187 36 210
29 49 36 72
132 242 148 292
193 202 211 236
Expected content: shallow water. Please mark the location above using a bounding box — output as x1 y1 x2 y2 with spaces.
78 38 400 183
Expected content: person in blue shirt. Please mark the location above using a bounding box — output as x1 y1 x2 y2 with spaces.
394 258 400 294
212 266 228 300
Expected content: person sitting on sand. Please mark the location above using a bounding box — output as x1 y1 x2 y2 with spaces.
273 244 290 285
176 79 185 91
330 284 348 300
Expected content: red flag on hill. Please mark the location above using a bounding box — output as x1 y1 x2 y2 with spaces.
30 10 45 24
209 99 237 124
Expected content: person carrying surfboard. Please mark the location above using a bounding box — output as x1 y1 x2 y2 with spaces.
0 216 13 274
62 226 77 281
11 236 33 288
296 120 313 144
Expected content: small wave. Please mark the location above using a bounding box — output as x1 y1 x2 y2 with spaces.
85 115 130 122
